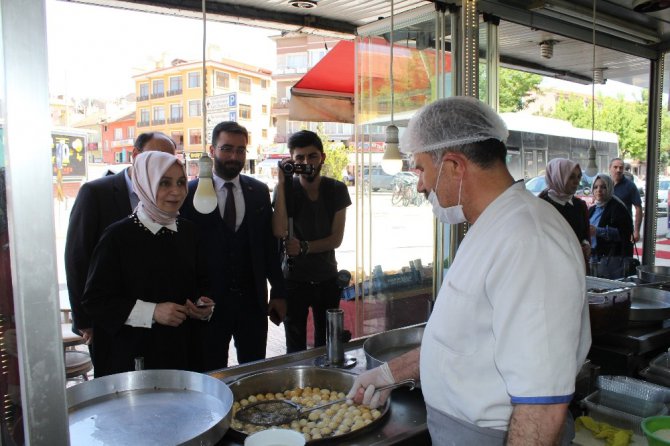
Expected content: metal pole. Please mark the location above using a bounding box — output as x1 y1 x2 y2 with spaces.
642 56 663 265
1 0 70 442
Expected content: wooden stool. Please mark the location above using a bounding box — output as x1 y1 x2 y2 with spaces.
65 351 92 381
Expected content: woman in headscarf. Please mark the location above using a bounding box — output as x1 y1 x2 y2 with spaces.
83 151 214 377
589 173 634 268
539 158 591 266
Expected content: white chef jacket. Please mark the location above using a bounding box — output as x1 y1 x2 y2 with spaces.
420 181 591 430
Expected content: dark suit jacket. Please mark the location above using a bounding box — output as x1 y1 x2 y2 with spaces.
589 198 634 257
179 175 286 309
65 169 132 333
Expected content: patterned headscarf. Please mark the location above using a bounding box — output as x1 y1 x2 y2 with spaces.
545 158 580 202
594 173 614 206
132 151 185 225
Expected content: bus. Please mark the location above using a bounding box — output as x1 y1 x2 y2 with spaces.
500 113 619 182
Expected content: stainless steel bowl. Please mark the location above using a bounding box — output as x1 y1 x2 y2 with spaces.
364 324 425 370
226 366 390 443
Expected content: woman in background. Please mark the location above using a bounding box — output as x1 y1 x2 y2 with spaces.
589 173 634 278
539 158 591 267
83 151 214 377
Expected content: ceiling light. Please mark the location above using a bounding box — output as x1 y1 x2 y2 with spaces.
289 0 318 8
539 40 557 59
633 0 670 12
381 0 402 176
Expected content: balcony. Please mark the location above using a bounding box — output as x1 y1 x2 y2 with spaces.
137 95 149 102
168 116 183 124
151 119 166 125
151 92 164 99
137 121 150 127
167 89 182 97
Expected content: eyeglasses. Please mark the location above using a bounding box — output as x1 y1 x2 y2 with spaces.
218 146 247 156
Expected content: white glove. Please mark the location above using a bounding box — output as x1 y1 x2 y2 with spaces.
346 362 395 409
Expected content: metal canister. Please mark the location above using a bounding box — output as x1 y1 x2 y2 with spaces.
326 309 344 366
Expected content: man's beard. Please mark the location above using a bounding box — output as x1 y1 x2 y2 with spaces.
214 158 243 179
301 163 322 183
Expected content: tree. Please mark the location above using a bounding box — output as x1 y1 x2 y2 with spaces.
497 68 543 112
549 94 648 160
315 123 350 181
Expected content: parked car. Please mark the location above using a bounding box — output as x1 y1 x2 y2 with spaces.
657 177 670 216
361 166 394 191
524 175 596 207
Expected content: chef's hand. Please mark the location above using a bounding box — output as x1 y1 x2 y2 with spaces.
153 303 188 327
79 327 93 345
186 297 215 321
268 298 286 326
284 237 301 257
346 362 395 409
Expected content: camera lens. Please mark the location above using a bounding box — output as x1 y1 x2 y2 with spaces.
282 163 294 174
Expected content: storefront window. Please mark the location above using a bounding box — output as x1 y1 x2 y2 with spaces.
352 6 447 338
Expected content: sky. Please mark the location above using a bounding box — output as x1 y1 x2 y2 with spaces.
46 0 279 100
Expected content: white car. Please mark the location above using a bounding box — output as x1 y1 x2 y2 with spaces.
658 177 670 217
249 173 278 192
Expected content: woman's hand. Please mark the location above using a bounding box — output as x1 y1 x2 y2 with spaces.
186 296 215 320
153 303 188 327
589 225 597 237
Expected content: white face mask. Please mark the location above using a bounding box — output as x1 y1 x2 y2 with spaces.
428 161 467 225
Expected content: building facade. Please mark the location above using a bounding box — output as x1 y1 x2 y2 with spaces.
100 112 136 164
134 58 274 170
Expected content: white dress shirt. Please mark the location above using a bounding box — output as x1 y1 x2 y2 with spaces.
213 174 245 230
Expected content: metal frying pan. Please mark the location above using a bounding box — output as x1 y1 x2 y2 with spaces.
637 265 670 284
364 324 425 370
68 369 233 446
629 286 670 321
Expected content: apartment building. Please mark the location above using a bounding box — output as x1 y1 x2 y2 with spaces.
271 33 353 146
100 111 136 164
134 58 274 169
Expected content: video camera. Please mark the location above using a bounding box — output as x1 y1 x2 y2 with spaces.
280 161 314 176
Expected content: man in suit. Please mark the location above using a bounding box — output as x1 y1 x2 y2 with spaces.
180 121 286 370
64 132 176 353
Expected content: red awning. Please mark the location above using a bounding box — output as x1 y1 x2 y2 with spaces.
289 41 355 123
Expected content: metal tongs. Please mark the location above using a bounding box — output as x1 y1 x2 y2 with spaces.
235 379 416 426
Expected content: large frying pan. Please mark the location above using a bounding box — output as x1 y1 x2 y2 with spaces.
637 265 670 284
68 369 233 446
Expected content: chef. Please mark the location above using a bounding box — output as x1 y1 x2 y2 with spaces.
348 97 591 445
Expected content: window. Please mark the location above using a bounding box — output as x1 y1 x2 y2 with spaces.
171 131 183 149
128 127 135 139
238 76 251 93
139 109 150 125
114 128 123 140
278 53 308 71
215 71 230 89
169 76 182 94
260 79 268 89
153 106 165 122
189 129 202 145
188 100 202 117
152 79 164 96
170 104 183 121
139 83 149 99
261 105 268 114
188 72 200 88
239 104 251 120
262 129 268 138
309 49 328 67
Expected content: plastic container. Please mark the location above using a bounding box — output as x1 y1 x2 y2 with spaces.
642 416 670 446
582 391 668 435
641 367 670 388
650 351 670 380
596 376 670 418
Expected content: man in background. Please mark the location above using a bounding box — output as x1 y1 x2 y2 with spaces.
610 157 643 242
180 121 286 370
65 132 176 356
272 130 351 353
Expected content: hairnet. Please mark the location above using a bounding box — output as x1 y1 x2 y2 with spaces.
400 96 508 154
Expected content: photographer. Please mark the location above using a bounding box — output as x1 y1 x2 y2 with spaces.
272 130 351 353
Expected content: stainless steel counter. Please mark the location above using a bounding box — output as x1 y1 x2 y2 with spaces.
210 338 430 446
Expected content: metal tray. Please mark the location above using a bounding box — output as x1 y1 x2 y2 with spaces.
68 369 233 446
629 287 670 321
226 366 391 444
363 324 425 370
638 265 670 284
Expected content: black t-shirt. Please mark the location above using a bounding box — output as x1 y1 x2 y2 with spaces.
278 176 351 282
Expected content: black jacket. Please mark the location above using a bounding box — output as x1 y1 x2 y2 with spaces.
588 197 634 257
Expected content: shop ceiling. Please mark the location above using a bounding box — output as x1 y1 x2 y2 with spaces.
67 0 670 88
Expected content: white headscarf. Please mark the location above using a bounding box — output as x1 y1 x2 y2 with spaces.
132 151 185 226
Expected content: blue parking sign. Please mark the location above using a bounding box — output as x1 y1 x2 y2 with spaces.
228 93 237 107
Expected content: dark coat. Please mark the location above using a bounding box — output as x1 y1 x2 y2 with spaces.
589 198 634 257
179 175 286 309
64 169 132 333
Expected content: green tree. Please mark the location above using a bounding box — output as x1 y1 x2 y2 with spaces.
315 123 350 181
498 68 543 112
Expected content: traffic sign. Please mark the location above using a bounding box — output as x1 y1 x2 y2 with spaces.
205 110 238 144
205 92 237 111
